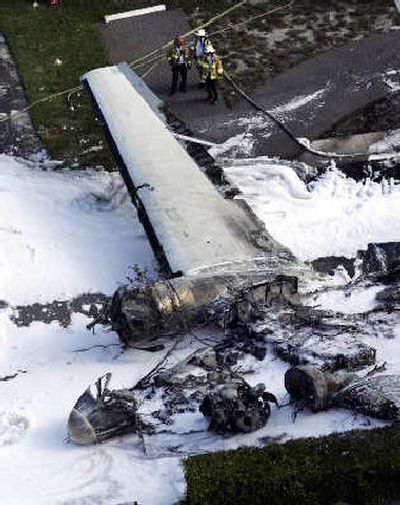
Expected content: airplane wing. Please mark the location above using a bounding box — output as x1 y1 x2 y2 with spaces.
83 63 293 277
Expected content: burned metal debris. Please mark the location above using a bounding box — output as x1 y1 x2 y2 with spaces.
284 366 400 422
360 242 400 276
108 270 300 345
284 366 356 412
68 242 400 444
334 374 400 421
200 381 277 435
11 293 110 328
68 373 148 445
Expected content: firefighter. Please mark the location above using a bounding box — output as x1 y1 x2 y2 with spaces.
167 35 191 95
198 46 224 104
192 29 212 88
192 29 212 60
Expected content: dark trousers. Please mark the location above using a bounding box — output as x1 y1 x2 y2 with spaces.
170 64 187 94
206 76 218 102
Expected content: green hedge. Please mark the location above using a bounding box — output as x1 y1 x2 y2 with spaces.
185 425 400 505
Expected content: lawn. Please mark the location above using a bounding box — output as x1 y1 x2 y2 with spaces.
0 1 171 166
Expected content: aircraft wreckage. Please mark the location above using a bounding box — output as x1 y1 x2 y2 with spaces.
82 63 303 341
68 63 400 445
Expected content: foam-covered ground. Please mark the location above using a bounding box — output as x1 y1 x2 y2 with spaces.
0 154 156 305
0 311 186 504
221 157 400 261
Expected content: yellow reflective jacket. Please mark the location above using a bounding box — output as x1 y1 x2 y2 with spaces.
198 54 224 81
167 46 191 68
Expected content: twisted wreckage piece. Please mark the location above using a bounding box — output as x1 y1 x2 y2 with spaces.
68 373 145 445
200 381 278 435
285 366 400 421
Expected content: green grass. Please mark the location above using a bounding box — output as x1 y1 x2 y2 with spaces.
0 1 134 166
185 424 400 505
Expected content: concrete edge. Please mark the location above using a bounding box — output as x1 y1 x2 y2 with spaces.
104 5 166 24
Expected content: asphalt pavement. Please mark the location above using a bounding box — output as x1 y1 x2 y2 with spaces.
99 9 232 122
101 12 400 159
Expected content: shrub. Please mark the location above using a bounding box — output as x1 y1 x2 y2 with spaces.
185 425 400 505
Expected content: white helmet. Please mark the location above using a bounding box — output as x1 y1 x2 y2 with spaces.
196 29 206 37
